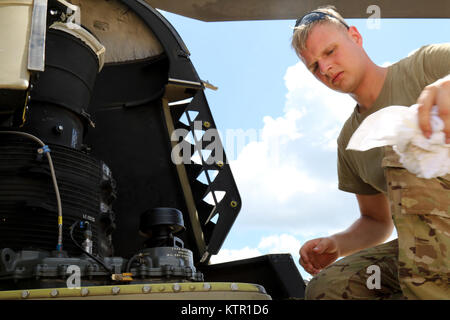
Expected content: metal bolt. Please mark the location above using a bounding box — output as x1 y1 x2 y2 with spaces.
216 161 224 168
142 286 151 293
111 287 120 295
21 290 30 299
80 288 89 297
230 283 239 291
54 125 64 135
203 121 211 128
230 200 238 208
203 283 211 291
50 289 59 297
172 284 181 292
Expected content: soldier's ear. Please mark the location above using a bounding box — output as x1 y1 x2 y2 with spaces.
347 26 363 47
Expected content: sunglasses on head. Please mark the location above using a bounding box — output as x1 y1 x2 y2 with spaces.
294 11 349 33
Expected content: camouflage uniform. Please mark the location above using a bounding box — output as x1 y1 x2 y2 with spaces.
382 146 450 299
305 147 450 300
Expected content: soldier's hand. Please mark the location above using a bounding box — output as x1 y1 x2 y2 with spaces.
417 74 450 143
299 237 340 276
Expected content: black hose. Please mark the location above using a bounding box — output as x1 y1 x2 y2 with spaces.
126 254 139 273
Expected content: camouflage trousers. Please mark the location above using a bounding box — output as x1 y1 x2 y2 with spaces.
305 239 404 300
305 149 450 300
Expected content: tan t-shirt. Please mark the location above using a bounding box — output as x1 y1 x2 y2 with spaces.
337 43 450 194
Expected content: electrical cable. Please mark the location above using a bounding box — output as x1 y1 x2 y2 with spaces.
0 131 63 251
125 252 150 273
69 220 113 276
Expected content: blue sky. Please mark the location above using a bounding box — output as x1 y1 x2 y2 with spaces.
158 9 450 280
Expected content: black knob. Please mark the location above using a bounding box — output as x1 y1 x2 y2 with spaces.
139 208 185 248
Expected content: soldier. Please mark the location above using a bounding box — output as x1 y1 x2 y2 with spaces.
291 6 450 299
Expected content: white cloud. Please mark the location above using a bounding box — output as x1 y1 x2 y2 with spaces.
258 233 301 253
211 234 301 263
211 233 308 280
260 108 304 143
228 61 358 234
210 247 262 264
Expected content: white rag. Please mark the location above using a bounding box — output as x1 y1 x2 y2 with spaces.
346 104 450 179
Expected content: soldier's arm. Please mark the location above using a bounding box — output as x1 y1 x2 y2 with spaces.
330 193 394 257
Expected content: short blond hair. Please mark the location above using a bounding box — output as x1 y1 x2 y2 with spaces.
291 6 348 58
